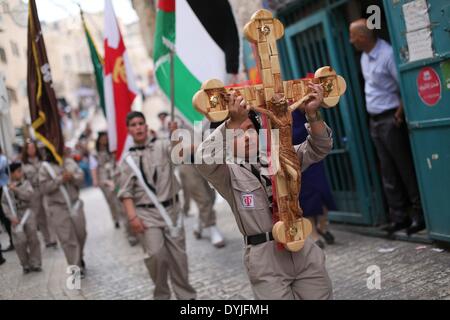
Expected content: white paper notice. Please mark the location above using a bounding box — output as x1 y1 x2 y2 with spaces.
402 0 430 32
406 28 434 62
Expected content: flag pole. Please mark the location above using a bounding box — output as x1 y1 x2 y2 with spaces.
169 46 177 219
163 37 180 225
169 50 175 123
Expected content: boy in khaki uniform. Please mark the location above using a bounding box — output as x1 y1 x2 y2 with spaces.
39 150 87 275
1 162 42 273
178 164 225 248
118 111 196 300
92 132 138 246
22 140 57 248
195 84 334 300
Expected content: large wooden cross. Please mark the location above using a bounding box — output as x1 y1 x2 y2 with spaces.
193 9 346 252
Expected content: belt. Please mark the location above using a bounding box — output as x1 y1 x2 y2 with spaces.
136 195 179 209
369 108 397 121
244 231 274 246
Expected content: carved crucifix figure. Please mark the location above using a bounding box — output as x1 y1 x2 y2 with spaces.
193 10 346 252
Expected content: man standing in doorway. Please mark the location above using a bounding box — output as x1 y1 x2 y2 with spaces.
349 19 425 235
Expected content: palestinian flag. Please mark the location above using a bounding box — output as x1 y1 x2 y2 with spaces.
153 0 239 124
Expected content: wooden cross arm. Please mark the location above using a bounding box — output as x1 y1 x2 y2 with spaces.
284 67 347 109
192 67 347 122
192 79 265 123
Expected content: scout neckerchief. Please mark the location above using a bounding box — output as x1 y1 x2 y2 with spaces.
42 161 80 217
125 143 182 238
2 185 31 234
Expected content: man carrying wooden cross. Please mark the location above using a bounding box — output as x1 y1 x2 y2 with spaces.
193 9 344 299
195 84 333 299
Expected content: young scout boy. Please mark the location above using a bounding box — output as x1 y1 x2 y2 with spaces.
118 111 196 300
39 149 87 276
195 83 334 299
1 162 42 274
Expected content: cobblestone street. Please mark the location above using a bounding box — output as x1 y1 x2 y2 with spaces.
1 187 449 300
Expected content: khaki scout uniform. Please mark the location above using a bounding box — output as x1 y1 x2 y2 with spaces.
118 138 196 300
38 158 87 268
22 158 57 245
97 151 122 224
178 165 192 214
1 179 42 269
195 122 334 300
179 164 216 227
97 151 137 243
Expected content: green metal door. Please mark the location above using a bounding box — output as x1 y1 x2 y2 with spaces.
278 10 385 225
383 0 450 242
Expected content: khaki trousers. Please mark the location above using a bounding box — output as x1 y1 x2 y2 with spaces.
179 165 216 227
48 201 87 267
244 237 333 299
12 212 42 269
140 226 196 300
31 191 57 245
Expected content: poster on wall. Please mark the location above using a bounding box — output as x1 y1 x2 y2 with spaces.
406 28 433 62
402 0 430 32
402 0 434 62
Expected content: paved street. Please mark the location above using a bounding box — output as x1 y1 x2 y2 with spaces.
0 187 449 300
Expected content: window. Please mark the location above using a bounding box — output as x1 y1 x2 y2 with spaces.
0 47 6 63
6 87 18 103
10 41 19 57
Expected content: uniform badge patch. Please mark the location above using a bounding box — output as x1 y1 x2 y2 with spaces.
242 194 255 208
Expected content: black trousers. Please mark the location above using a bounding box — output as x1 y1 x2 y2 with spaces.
0 187 13 245
369 109 423 223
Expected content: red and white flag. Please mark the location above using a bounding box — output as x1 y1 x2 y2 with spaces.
103 0 138 160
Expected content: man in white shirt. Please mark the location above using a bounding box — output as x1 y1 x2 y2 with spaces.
350 19 425 235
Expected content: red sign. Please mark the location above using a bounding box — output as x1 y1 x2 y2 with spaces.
417 67 441 107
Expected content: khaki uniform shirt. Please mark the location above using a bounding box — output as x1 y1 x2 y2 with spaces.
117 138 181 228
38 158 84 206
195 122 333 236
96 151 120 187
22 158 41 190
1 179 34 220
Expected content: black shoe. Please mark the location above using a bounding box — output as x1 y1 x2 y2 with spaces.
318 229 335 245
45 242 58 248
2 244 14 252
193 230 202 239
382 219 412 234
406 217 426 236
315 239 325 249
30 266 42 272
23 267 31 274
115 222 120 229
0 257 6 265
